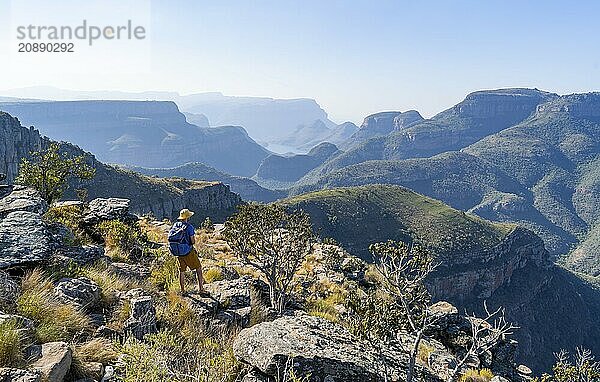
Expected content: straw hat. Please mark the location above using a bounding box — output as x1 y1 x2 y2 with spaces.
178 208 195 220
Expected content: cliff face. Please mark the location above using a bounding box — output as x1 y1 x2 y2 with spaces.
428 227 547 303
0 112 43 182
129 181 242 223
0 101 270 177
0 111 243 222
448 88 558 120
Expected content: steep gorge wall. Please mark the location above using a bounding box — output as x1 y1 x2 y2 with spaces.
0 112 44 182
0 111 243 222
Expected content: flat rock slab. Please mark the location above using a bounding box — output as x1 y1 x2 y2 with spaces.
0 185 47 218
0 211 55 268
204 276 251 309
31 342 72 382
233 314 408 381
82 198 135 225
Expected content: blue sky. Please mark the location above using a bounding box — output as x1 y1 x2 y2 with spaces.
1 0 600 123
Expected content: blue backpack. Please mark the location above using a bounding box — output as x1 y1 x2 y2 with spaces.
168 221 192 256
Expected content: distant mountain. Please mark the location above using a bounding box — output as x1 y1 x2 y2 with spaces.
283 184 600 372
302 89 558 183
290 90 600 267
342 110 423 149
1 87 337 152
276 120 360 152
128 162 285 202
254 142 341 189
0 111 242 223
0 100 270 177
465 93 600 274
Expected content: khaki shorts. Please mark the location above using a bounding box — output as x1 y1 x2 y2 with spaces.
178 247 201 271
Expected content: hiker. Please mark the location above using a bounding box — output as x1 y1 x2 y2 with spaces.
167 208 206 295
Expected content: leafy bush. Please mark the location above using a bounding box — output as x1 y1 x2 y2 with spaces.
44 204 88 245
98 220 147 260
17 142 95 203
16 270 92 343
0 320 25 367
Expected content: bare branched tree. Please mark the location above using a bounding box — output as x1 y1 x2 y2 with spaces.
223 203 314 314
448 301 518 381
371 240 440 382
534 347 600 382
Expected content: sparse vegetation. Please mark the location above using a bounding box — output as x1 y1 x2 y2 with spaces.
459 368 494 382
16 270 92 343
534 348 600 382
0 320 25 368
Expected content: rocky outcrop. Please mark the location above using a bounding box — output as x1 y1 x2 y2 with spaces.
54 277 101 311
0 368 41 382
233 314 410 381
129 162 285 202
123 294 158 340
0 112 43 183
535 92 600 118
129 181 242 223
344 110 424 148
428 227 548 303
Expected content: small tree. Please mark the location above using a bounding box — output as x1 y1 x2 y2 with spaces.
448 302 518 381
370 240 440 382
223 203 314 314
16 143 95 204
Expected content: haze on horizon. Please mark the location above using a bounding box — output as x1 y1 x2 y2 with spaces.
1 0 600 124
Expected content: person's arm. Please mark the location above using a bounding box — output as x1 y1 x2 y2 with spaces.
188 224 196 245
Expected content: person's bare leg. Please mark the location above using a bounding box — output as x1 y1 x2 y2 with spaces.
196 266 205 293
179 270 186 294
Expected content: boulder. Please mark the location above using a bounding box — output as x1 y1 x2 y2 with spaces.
233 314 409 381
0 185 48 218
54 277 101 310
51 245 104 265
0 368 42 382
108 262 151 280
0 312 34 329
0 211 57 268
182 293 219 319
204 276 252 309
31 342 72 382
82 198 136 225
123 295 158 340
241 370 271 382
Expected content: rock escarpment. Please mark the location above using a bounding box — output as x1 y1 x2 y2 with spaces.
0 111 243 222
0 101 270 176
0 112 43 182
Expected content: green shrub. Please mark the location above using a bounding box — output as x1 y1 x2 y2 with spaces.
0 320 25 367
44 204 88 245
97 220 147 261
